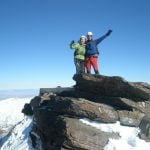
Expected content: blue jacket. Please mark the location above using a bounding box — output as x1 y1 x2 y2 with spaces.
85 34 108 57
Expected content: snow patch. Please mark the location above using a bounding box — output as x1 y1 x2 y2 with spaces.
0 117 34 150
0 97 32 130
0 97 34 149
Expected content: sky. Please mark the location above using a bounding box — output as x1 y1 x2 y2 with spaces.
0 0 150 90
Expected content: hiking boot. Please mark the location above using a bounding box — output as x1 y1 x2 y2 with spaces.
95 70 99 75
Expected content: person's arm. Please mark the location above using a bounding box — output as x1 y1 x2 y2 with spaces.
95 29 112 45
70 41 79 49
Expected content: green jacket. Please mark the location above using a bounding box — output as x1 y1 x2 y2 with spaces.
70 42 86 60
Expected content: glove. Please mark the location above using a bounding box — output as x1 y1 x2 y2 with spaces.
70 40 75 45
106 29 112 36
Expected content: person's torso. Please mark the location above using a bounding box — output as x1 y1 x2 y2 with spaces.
74 43 86 60
85 40 99 56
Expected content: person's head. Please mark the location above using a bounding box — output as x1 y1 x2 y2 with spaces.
80 35 86 45
87 32 93 41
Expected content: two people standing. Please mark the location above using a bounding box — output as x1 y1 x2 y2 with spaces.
70 30 112 75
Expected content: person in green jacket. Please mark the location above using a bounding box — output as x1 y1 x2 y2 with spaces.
70 36 86 74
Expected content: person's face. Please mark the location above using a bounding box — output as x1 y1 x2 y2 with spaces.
80 38 86 44
87 35 93 40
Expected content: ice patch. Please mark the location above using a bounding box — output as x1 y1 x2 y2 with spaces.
80 118 150 150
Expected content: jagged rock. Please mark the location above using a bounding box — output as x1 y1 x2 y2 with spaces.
33 110 119 150
30 94 57 109
131 82 150 94
139 113 150 142
31 95 118 123
29 121 45 149
41 92 56 100
139 101 150 113
30 96 41 108
25 74 150 149
67 91 149 113
21 103 33 116
118 110 145 127
30 94 148 127
73 74 150 101
62 117 119 150
119 98 149 113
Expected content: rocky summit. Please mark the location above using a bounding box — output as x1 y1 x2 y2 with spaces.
22 74 150 150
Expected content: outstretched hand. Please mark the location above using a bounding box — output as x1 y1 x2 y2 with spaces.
106 29 113 36
71 40 75 45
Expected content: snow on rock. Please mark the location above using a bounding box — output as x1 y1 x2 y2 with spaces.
80 119 150 150
0 97 32 131
0 117 34 150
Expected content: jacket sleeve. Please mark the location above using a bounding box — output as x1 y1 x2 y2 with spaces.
95 34 107 45
70 42 79 49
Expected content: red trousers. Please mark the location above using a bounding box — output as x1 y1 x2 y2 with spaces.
85 56 99 73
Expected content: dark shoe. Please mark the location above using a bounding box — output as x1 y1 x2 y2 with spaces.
87 71 91 74
95 70 99 75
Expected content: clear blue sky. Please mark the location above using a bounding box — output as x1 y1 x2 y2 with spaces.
0 0 150 89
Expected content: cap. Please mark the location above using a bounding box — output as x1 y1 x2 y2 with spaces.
87 32 93 36
80 35 86 39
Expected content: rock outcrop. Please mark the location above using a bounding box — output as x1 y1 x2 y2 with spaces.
22 74 150 149
22 103 33 116
32 111 119 150
139 113 150 142
73 74 150 102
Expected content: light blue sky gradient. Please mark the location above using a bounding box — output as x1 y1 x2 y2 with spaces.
0 0 150 89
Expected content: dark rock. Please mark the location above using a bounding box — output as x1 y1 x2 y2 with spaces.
62 117 119 150
73 74 150 101
131 82 150 94
139 113 150 142
30 96 41 108
140 101 150 113
26 74 150 149
33 109 119 150
40 87 74 96
31 95 118 123
29 122 45 149
70 91 149 113
22 103 33 116
118 110 144 127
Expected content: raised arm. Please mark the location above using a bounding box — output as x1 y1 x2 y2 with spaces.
95 29 112 45
70 41 79 49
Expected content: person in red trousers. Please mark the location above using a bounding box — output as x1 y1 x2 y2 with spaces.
85 30 112 75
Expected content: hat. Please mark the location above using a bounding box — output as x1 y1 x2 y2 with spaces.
87 32 93 36
80 35 86 39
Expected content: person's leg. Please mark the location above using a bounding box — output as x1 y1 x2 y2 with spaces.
74 59 80 74
78 60 82 74
85 57 91 74
80 60 85 74
91 57 99 74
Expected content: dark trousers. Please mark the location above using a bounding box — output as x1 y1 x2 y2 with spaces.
74 59 85 74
